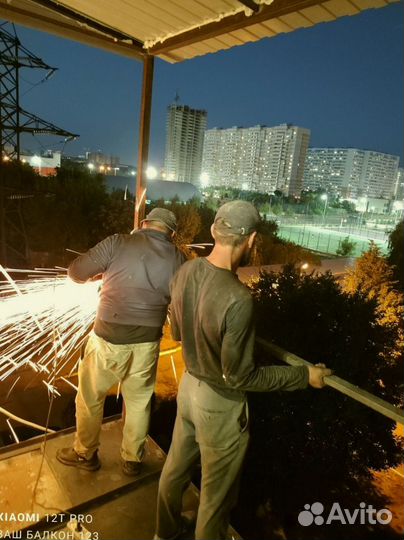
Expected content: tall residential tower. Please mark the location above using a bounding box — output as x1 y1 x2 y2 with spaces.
164 104 207 184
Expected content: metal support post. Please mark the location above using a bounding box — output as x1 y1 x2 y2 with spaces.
134 54 154 229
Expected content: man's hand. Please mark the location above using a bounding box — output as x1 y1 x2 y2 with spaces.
308 363 332 389
88 273 103 282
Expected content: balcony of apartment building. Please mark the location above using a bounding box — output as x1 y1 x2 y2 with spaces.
0 317 402 540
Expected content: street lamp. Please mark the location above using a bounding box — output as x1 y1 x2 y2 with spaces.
87 163 95 171
321 193 328 225
31 155 42 175
200 172 209 188
300 262 309 274
146 166 157 180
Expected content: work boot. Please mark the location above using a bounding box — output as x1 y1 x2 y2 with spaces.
121 459 142 476
153 510 197 540
56 447 101 471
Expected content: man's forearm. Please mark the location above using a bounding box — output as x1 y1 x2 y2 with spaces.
68 255 102 283
226 364 309 392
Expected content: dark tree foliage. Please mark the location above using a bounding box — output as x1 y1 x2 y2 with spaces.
0 160 38 190
234 267 402 538
99 189 134 237
388 220 404 292
3 163 134 266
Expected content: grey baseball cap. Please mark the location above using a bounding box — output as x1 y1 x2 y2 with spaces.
141 208 177 232
214 200 260 236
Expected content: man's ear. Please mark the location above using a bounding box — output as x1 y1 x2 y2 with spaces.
210 224 216 239
247 231 257 248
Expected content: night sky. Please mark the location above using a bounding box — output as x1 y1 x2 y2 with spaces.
3 1 403 167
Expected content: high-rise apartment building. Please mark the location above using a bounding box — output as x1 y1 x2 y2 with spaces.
303 148 399 199
164 104 207 184
201 124 310 196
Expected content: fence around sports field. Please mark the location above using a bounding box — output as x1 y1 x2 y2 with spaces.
277 223 388 256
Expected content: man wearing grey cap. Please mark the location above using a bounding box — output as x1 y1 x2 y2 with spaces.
155 201 331 540
57 208 185 476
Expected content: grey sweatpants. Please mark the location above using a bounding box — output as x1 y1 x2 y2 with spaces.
156 371 249 540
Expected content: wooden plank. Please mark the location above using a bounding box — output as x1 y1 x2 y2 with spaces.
168 44 201 60
261 18 294 34
299 4 336 23
256 338 404 425
211 32 246 46
279 10 315 28
196 37 232 52
243 22 275 39
352 0 388 8
250 21 277 37
322 0 361 17
228 27 262 42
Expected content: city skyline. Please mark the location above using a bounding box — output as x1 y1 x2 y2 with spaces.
2 1 403 167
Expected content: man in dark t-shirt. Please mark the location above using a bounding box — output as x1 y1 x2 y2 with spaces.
154 201 331 540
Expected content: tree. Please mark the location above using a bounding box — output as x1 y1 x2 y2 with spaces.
23 167 109 262
342 242 403 366
232 266 403 539
388 219 404 291
336 236 356 257
10 163 136 266
100 189 134 235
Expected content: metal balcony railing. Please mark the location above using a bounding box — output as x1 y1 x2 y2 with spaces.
256 337 404 425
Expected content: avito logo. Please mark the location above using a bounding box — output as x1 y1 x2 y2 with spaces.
298 502 392 526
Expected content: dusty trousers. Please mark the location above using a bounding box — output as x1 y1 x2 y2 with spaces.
156 371 249 540
74 332 160 461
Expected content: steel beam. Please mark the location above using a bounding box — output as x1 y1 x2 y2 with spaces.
149 0 323 55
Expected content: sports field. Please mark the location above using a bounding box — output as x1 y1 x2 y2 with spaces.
278 224 388 257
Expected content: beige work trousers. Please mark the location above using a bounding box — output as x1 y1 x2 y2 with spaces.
74 331 160 462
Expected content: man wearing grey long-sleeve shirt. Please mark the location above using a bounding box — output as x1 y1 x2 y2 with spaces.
56 208 185 476
154 201 331 540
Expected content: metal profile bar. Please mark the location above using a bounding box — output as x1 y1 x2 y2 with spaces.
256 337 404 425
134 54 154 229
29 0 144 46
0 1 145 61
237 0 261 12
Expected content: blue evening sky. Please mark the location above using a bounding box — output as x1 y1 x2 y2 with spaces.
4 1 403 167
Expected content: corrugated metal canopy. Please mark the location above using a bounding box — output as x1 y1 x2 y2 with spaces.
0 0 399 62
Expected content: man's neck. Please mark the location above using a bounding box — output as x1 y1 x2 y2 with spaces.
206 246 241 273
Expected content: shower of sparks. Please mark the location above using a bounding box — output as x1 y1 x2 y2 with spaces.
0 268 99 392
